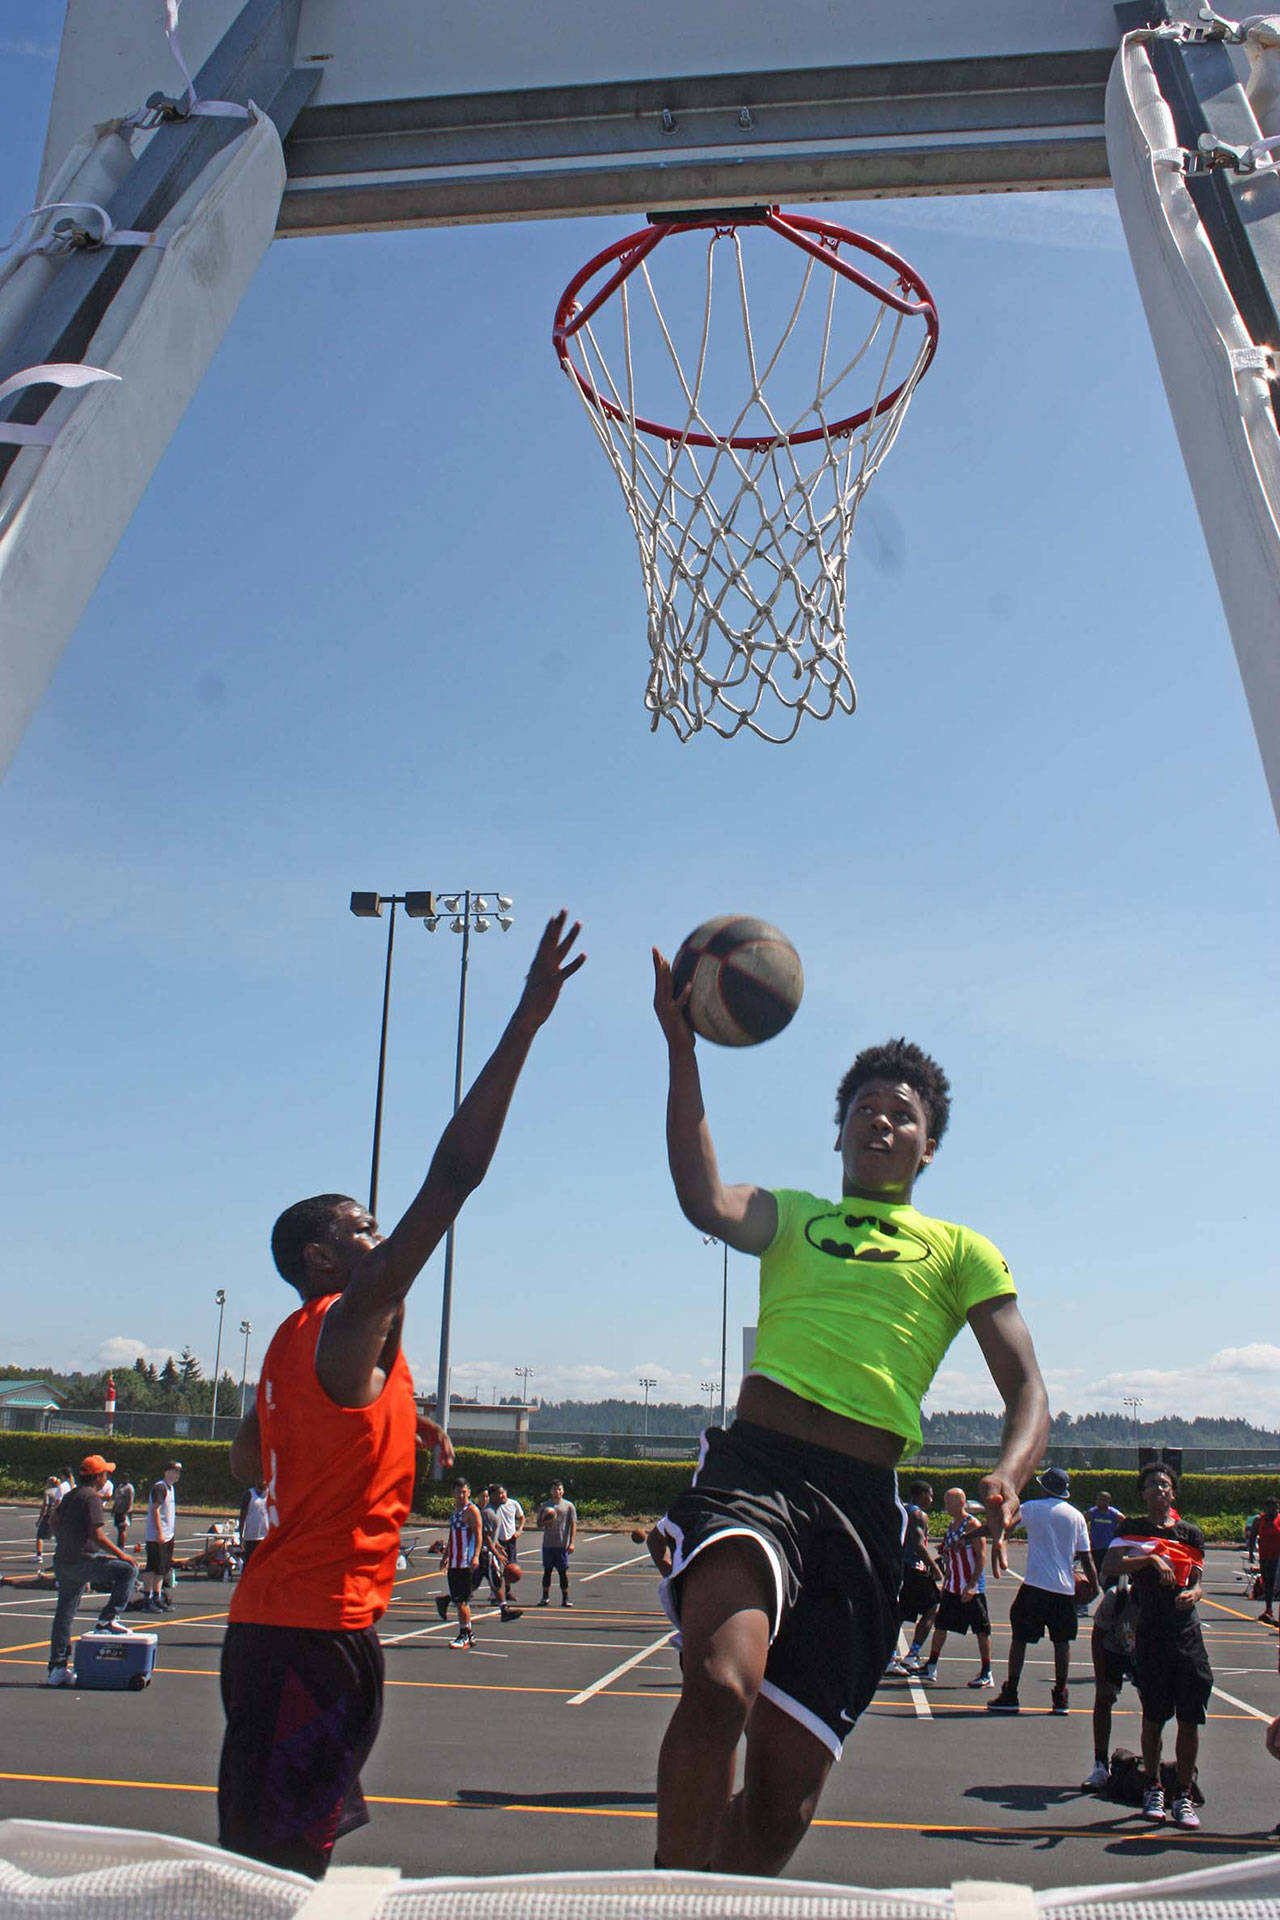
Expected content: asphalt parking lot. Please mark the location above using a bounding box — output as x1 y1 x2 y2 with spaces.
2 1504 1278 1891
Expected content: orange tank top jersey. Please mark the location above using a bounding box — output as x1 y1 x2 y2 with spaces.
230 1294 417 1631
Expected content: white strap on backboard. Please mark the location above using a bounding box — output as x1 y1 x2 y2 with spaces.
0 363 121 446
1229 343 1277 374
161 0 251 120
292 1865 401 1920
952 1881 1039 1920
2 201 167 260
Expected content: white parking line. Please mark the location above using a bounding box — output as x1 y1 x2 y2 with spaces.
567 1630 675 1706
1211 1682 1274 1724
890 1629 932 1720
577 1552 651 1583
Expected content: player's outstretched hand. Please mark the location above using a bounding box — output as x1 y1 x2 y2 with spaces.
652 948 694 1049
417 1413 455 1470
977 1475 1020 1554
516 911 585 1028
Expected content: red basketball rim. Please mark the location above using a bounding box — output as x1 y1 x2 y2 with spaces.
552 207 939 453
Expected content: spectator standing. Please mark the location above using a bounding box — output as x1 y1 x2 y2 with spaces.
1087 1490 1122 1561
477 1488 502 1603
988 1466 1097 1716
918 1488 994 1689
111 1475 135 1550
142 1462 182 1611
1101 1462 1211 1829
46 1454 139 1685
432 1479 483 1649
238 1483 270 1565
490 1482 525 1621
537 1480 578 1607
887 1480 941 1674
1257 1499 1280 1624
1081 1580 1138 1791
34 1477 62 1568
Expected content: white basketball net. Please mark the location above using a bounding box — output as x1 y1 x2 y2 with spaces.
556 214 936 744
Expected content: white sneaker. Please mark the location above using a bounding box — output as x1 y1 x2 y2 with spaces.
45 1666 73 1688
884 1654 908 1675
968 1671 995 1689
1082 1760 1111 1791
1170 1793 1200 1830
93 1617 135 1636
918 1662 938 1684
1142 1783 1167 1823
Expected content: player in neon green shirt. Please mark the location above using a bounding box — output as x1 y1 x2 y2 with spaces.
650 950 1050 1877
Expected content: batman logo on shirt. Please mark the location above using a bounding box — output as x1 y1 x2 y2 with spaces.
803 1208 931 1264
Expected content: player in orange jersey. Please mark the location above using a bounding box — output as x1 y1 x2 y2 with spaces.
218 912 584 1877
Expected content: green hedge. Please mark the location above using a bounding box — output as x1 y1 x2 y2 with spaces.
0 1430 693 1520
5 1429 1272 1525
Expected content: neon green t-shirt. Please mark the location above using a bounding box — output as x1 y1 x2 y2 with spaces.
750 1188 1017 1451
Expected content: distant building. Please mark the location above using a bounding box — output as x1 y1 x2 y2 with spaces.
417 1398 531 1453
0 1380 65 1432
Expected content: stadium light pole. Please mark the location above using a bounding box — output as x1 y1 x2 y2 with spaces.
702 1234 730 1427
515 1365 533 1403
209 1289 227 1439
639 1376 656 1438
700 1379 717 1422
1124 1394 1144 1449
423 889 515 1475
349 890 440 1217
238 1319 253 1417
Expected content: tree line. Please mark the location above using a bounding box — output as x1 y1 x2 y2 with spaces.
1 1357 242 1419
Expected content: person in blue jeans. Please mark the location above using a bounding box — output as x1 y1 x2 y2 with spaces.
47 1453 140 1686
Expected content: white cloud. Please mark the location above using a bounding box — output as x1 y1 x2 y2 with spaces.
412 1355 733 1407
928 1345 1280 1426
0 37 58 59
92 1336 177 1373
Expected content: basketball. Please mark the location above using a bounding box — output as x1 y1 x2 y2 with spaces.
1074 1572 1097 1605
505 1562 522 1585
671 915 804 1047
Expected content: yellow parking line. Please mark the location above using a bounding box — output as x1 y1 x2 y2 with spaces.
0 1772 1274 1848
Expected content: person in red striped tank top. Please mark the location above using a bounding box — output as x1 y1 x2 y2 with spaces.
217 912 584 1878
917 1488 994 1689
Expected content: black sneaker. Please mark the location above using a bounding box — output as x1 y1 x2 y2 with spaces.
435 1595 450 1622
987 1685 1020 1714
1050 1686 1070 1716
500 1605 523 1621
561 1598 574 1608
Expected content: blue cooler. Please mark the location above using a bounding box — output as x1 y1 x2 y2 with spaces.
74 1630 158 1690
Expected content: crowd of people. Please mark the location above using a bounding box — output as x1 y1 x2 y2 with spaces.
884 1463 1224 1832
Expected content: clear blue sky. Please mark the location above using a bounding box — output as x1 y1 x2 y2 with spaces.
4 8 1279 1426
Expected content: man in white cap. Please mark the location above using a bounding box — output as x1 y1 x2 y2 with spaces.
46 1454 140 1685
988 1466 1097 1716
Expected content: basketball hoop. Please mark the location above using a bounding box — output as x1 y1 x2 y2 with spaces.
553 207 938 743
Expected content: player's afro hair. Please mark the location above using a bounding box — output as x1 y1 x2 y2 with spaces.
834 1038 951 1144
1138 1461 1179 1494
270 1193 359 1291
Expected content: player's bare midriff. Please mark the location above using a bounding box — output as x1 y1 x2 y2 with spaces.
737 1375 904 1468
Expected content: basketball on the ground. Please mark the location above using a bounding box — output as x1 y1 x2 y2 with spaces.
671 915 804 1047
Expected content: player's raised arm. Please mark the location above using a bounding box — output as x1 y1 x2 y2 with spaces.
968 1295 1050 1545
322 913 583 1389
652 947 776 1254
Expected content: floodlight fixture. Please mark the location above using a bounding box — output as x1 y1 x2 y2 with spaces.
425 915 440 932
403 891 437 919
496 895 513 911
497 915 513 931
474 915 491 933
450 916 465 933
441 895 461 912
350 891 382 918
474 895 490 912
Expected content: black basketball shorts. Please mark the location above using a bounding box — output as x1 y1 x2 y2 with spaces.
899 1566 939 1623
656 1421 902 1759
935 1589 991 1636
447 1568 476 1603
1010 1581 1079 1645
1134 1640 1214 1728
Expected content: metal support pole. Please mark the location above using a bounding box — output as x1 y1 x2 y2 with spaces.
238 1320 253 1417
210 1289 227 1438
368 899 397 1217
719 1240 729 1429
432 893 472 1473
